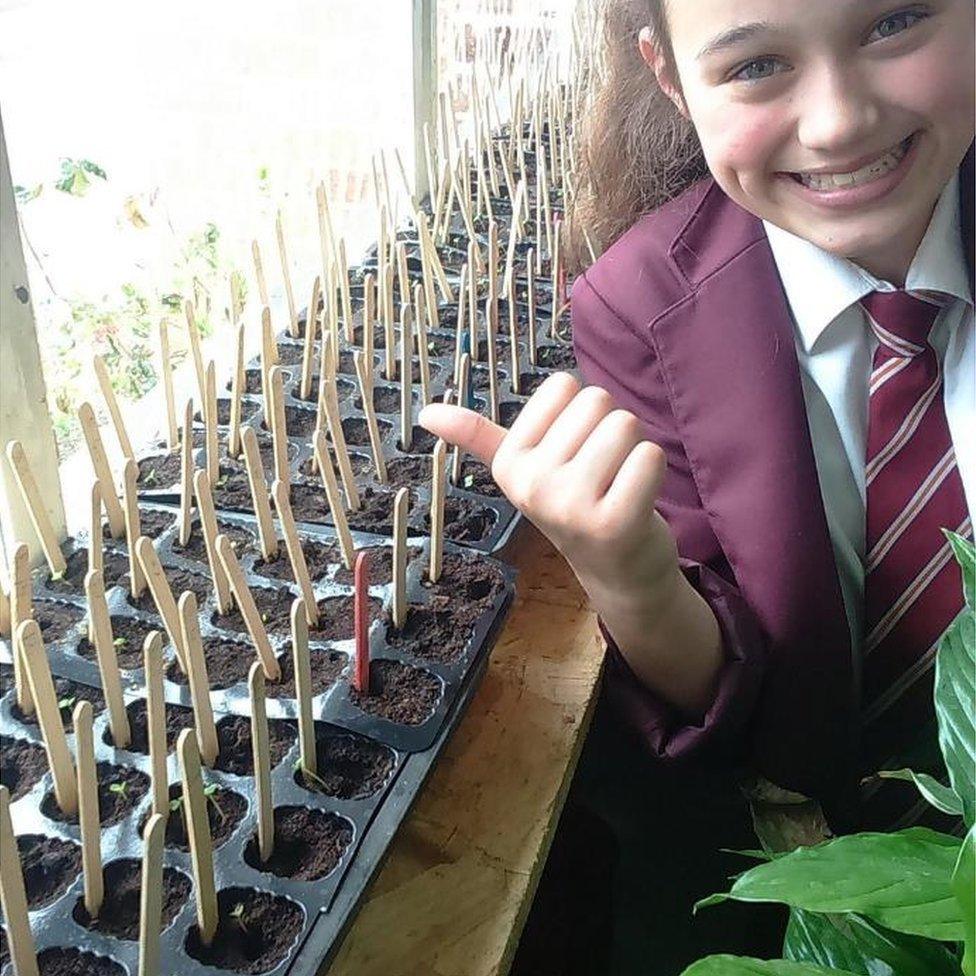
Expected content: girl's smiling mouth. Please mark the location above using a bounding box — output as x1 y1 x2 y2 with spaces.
777 132 921 208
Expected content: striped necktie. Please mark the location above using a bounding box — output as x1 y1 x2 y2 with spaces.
859 289 971 775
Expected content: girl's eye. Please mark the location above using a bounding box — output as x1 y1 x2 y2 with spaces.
731 57 784 83
867 9 927 42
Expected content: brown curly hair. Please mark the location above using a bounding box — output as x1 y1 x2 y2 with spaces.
565 0 709 274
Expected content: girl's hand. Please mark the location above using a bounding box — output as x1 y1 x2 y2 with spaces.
418 371 680 606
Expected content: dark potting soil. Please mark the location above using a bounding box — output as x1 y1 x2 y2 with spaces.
383 603 473 664
44 548 129 595
243 806 352 882
332 544 422 587
470 332 512 361
172 518 256 562
421 550 507 606
185 886 304 975
294 375 356 405
398 424 438 455
235 367 265 394
308 594 383 643
457 458 503 497
0 929 7 972
278 404 318 438
211 584 295 637
353 383 418 415
12 677 104 732
276 342 305 366
165 635 255 691
196 398 258 427
127 565 212 614
36 947 127 976
423 494 497 544
212 716 296 777
499 399 525 427
155 781 248 852
137 452 182 489
327 414 393 448
296 449 374 484
517 371 549 397
252 538 340 585
386 453 432 487
75 614 162 671
268 646 347 699
212 468 256 510
345 484 421 536
102 507 176 542
348 659 441 726
535 342 577 370
41 762 148 827
120 699 195 753
32 600 85 643
18 833 82 909
295 728 395 799
0 661 11 695
0 734 49 801
72 858 190 940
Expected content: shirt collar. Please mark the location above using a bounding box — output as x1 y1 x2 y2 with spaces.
762 170 971 354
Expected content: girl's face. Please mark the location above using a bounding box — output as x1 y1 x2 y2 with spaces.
647 0 975 282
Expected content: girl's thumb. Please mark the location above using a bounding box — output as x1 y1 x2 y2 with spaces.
417 402 506 467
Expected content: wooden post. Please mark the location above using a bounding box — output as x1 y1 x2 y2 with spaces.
11 542 33 714
93 355 135 462
136 537 188 673
179 398 194 548
184 300 207 410
240 426 278 561
204 362 219 485
429 440 446 582
179 592 219 768
122 459 146 597
485 299 500 424
5 441 68 573
414 282 431 407
228 323 245 460
77 403 126 539
313 432 355 570
353 351 388 484
74 701 103 918
268 365 290 489
19 619 77 814
177 729 218 947
300 276 320 401
276 211 299 337
399 304 414 452
0 786 40 976
85 569 131 749
526 248 537 366
320 372 360 511
158 319 179 451
139 813 166 976
143 632 168 819
192 470 232 614
271 480 319 626
291 600 316 777
392 488 409 630
352 550 371 693
249 662 274 863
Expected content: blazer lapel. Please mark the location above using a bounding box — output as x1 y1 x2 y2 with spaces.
648 186 856 800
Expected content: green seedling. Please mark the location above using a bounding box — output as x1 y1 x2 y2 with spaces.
229 902 248 933
216 475 229 488
108 780 129 799
293 757 330 793
463 474 475 489
113 636 127 648
143 468 158 486
261 612 269 624
57 695 77 712
204 782 227 821
50 570 65 583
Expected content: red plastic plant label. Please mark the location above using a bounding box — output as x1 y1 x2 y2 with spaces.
353 549 371 693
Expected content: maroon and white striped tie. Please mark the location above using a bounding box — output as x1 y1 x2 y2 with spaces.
860 289 971 773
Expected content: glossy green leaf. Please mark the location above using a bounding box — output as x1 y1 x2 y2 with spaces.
952 826 975 976
944 531 975 609
875 769 963 816
696 828 963 942
783 907 962 976
680 956 858 976
934 603 975 829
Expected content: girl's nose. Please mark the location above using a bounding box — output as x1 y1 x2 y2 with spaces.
795 64 881 155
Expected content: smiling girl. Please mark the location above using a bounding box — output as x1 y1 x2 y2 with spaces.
422 2 973 968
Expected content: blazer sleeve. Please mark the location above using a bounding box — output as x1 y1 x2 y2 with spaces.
570 271 767 770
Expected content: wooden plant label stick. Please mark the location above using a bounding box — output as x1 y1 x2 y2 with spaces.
395 241 411 324
276 210 299 337
353 351 388 484
77 403 126 539
85 569 131 748
362 272 376 361
143 632 168 818
313 432 355 570
454 263 468 385
240 426 278 561
413 282 431 406
185 301 207 410
551 218 563 338
0 786 40 976
487 219 499 329
179 398 194 548
526 248 537 366
204 362 219 484
260 306 277 408
88 482 103 576
122 460 146 597
399 303 414 452
179 591 219 767
0 574 9 639
316 184 335 285
485 299 500 424
93 354 135 461
248 662 274 862
508 273 522 395
216 534 281 681
252 239 269 309
339 240 354 343
429 440 447 583
321 375 360 511
228 323 246 459
139 813 166 976
392 488 409 630
19 619 77 814
352 550 371 693
300 276 320 401
11 543 34 714
268 365 290 488
136 537 188 673
290 600 316 777
192 470 231 614
158 319 179 451
74 701 103 918
176 729 217 947
450 362 467 485
271 480 319 625
466 241 479 363
383 264 396 381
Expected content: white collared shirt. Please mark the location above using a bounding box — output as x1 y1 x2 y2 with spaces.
762 171 975 653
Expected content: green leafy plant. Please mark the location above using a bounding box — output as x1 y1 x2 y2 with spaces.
113 636 127 648
683 532 975 976
55 158 107 197
108 780 129 799
229 901 248 933
57 695 77 712
169 783 226 822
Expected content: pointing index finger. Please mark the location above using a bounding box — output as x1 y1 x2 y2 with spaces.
417 403 506 467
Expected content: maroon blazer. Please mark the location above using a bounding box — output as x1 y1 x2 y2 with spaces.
570 145 974 809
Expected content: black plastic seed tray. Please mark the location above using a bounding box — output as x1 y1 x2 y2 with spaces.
7 504 516 754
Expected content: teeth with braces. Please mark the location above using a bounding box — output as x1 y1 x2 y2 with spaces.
795 137 910 190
